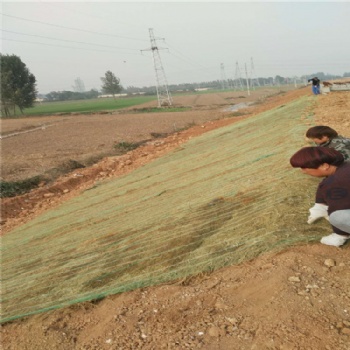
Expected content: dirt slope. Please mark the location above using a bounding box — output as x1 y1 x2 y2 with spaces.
2 88 350 350
1 87 308 234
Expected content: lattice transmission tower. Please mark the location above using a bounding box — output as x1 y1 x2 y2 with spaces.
220 63 229 90
244 63 251 96
250 57 260 90
234 62 244 91
142 28 172 108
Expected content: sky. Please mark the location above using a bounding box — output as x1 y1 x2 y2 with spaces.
1 1 350 94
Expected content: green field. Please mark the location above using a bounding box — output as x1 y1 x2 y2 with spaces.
21 95 157 116
14 86 288 117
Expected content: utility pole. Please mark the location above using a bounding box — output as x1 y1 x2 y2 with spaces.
234 62 244 91
244 63 251 96
142 28 172 108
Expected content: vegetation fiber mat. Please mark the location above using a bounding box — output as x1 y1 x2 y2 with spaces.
1 96 330 322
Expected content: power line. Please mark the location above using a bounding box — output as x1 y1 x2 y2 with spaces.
0 13 148 42
1 37 142 55
49 2 145 30
164 41 207 69
156 41 234 82
1 29 141 52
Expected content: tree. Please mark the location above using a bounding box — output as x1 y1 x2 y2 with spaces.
72 77 85 92
100 71 122 96
0 54 37 117
274 75 284 85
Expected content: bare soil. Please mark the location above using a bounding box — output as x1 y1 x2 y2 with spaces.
1 88 283 183
1 87 350 350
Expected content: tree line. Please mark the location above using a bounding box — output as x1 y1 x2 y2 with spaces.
45 90 99 102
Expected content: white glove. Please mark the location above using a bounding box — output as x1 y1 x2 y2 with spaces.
307 203 329 224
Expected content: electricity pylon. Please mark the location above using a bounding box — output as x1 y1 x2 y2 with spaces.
142 28 172 108
220 63 229 90
244 63 251 96
234 62 244 91
250 57 260 90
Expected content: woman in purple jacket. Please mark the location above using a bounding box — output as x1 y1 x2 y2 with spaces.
290 147 350 247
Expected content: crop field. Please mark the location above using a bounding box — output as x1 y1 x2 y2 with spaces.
19 95 157 116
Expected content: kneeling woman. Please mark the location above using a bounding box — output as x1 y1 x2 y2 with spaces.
290 147 350 247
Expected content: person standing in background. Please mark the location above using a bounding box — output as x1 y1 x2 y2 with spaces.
308 77 321 95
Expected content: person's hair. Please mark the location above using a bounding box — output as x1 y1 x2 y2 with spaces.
290 147 344 169
305 126 338 139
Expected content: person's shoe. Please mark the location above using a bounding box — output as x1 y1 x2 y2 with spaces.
320 233 349 247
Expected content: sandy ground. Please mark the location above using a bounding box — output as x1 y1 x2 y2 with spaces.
1 88 350 350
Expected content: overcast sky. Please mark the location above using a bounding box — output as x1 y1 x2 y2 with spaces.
1 1 349 94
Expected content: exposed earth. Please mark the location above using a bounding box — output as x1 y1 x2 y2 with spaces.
1 87 350 350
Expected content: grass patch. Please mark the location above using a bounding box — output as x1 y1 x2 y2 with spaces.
150 132 169 138
43 159 86 180
0 176 44 198
228 111 247 117
113 141 144 152
1 160 87 198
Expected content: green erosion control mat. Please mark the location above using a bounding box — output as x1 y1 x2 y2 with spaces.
1 96 330 322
